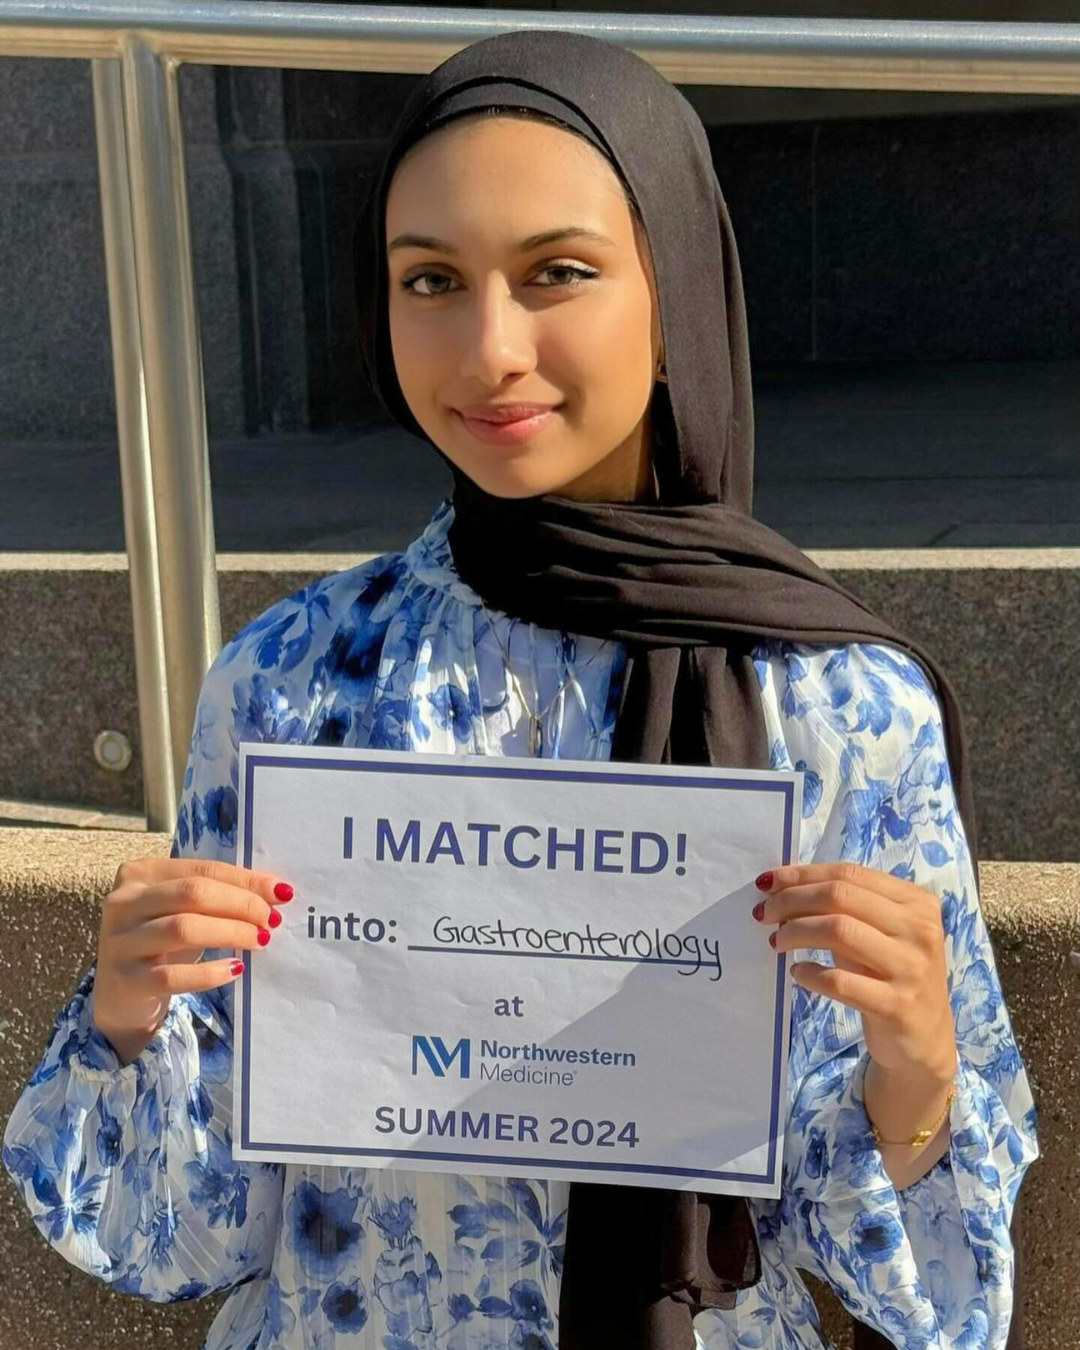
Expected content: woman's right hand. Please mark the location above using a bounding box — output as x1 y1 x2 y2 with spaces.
89 857 292 1065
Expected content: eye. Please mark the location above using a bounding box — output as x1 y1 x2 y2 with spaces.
401 270 455 298
400 262 599 297
536 263 598 288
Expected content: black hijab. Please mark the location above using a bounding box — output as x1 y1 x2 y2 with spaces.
354 29 982 1350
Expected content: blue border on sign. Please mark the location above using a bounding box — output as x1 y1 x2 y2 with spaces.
240 752 793 1186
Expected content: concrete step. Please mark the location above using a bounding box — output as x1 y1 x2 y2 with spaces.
0 548 1076 861
0 830 1075 1349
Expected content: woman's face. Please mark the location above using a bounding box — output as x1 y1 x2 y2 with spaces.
385 113 664 502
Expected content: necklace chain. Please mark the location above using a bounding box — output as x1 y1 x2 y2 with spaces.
482 605 608 756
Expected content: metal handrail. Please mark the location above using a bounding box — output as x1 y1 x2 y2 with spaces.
2 2 1080 90
91 57 177 825
2 1 1078 829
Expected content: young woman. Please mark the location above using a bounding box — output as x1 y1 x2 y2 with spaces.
3 29 1036 1350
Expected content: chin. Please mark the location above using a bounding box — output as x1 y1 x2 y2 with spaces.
467 473 564 500
456 455 586 501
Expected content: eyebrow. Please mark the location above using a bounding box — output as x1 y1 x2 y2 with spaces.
387 226 617 255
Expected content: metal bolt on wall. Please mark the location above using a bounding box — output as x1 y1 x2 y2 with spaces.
93 729 133 773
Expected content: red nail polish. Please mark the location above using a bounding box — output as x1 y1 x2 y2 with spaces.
752 900 765 921
257 927 271 946
230 959 245 976
768 930 777 948
274 882 294 902
267 909 282 929
755 870 774 891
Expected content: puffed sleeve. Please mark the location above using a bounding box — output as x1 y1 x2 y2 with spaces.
2 634 290 1302
758 641 1039 1349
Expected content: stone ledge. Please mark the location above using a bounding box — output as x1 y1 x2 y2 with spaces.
3 547 1078 571
0 837 1076 1350
0 796 146 830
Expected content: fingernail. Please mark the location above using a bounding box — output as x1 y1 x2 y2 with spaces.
752 900 765 922
274 882 294 902
267 909 282 929
755 871 774 891
230 959 245 976
768 930 777 948
257 927 271 946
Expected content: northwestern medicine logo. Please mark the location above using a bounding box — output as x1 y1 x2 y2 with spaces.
412 1035 472 1079
411 1035 636 1087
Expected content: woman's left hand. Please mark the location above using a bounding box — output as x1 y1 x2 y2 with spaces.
754 862 957 1082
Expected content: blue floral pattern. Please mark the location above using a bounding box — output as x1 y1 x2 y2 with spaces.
3 500 1037 1349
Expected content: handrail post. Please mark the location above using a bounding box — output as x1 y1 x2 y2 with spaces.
118 34 221 803
91 56 177 833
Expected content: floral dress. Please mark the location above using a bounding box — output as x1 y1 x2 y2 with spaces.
3 499 1038 1350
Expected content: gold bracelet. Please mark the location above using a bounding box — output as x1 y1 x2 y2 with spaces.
869 1083 955 1148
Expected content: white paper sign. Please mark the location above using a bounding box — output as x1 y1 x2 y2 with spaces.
232 744 801 1198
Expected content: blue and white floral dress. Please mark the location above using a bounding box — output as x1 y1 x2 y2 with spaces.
3 500 1038 1350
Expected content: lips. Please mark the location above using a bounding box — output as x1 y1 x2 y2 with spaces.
454 406 558 446
455 403 557 424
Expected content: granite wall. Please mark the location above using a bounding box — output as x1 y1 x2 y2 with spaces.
0 60 247 442
1 43 1077 441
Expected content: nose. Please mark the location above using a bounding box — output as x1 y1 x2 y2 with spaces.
457 277 537 385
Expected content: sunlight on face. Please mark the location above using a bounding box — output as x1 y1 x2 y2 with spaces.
385 113 663 501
